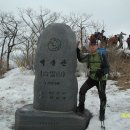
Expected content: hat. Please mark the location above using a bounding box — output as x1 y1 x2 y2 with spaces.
90 40 97 45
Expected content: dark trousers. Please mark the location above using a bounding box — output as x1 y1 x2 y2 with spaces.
79 77 107 112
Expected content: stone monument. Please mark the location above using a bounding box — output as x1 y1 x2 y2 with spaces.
15 23 92 130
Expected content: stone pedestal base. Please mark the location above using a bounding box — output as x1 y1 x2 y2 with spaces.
15 104 92 130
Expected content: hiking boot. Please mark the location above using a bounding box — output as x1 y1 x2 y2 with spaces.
99 109 105 121
76 104 84 113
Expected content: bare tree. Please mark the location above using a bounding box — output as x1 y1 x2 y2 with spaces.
91 20 106 32
67 13 92 49
17 8 60 70
0 13 9 63
61 13 106 49
0 12 24 70
19 8 60 38
15 33 37 70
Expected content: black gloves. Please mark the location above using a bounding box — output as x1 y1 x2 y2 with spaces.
95 69 104 79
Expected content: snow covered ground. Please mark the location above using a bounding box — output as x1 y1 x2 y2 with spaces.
0 68 130 130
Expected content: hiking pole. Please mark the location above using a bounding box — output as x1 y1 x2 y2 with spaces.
99 80 106 130
101 120 105 130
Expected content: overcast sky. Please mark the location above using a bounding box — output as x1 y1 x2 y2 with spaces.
0 0 129 38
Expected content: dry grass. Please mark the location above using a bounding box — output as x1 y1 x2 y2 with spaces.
0 60 7 78
108 48 130 90
116 62 130 90
116 76 130 90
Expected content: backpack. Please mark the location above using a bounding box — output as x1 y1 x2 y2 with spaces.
97 48 106 56
98 48 109 74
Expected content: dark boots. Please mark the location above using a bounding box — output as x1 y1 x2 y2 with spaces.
76 94 85 113
99 101 106 121
76 103 84 113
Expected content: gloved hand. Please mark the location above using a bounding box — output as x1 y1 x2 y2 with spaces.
95 69 104 79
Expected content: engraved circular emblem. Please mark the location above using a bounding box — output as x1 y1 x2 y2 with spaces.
48 38 61 51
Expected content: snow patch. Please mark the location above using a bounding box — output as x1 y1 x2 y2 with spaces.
0 68 130 130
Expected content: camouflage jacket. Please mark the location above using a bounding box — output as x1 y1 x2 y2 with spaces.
77 49 109 80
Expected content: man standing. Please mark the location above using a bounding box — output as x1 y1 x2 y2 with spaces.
77 40 109 121
118 32 126 48
126 35 130 50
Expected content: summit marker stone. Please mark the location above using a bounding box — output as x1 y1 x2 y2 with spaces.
33 23 78 111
